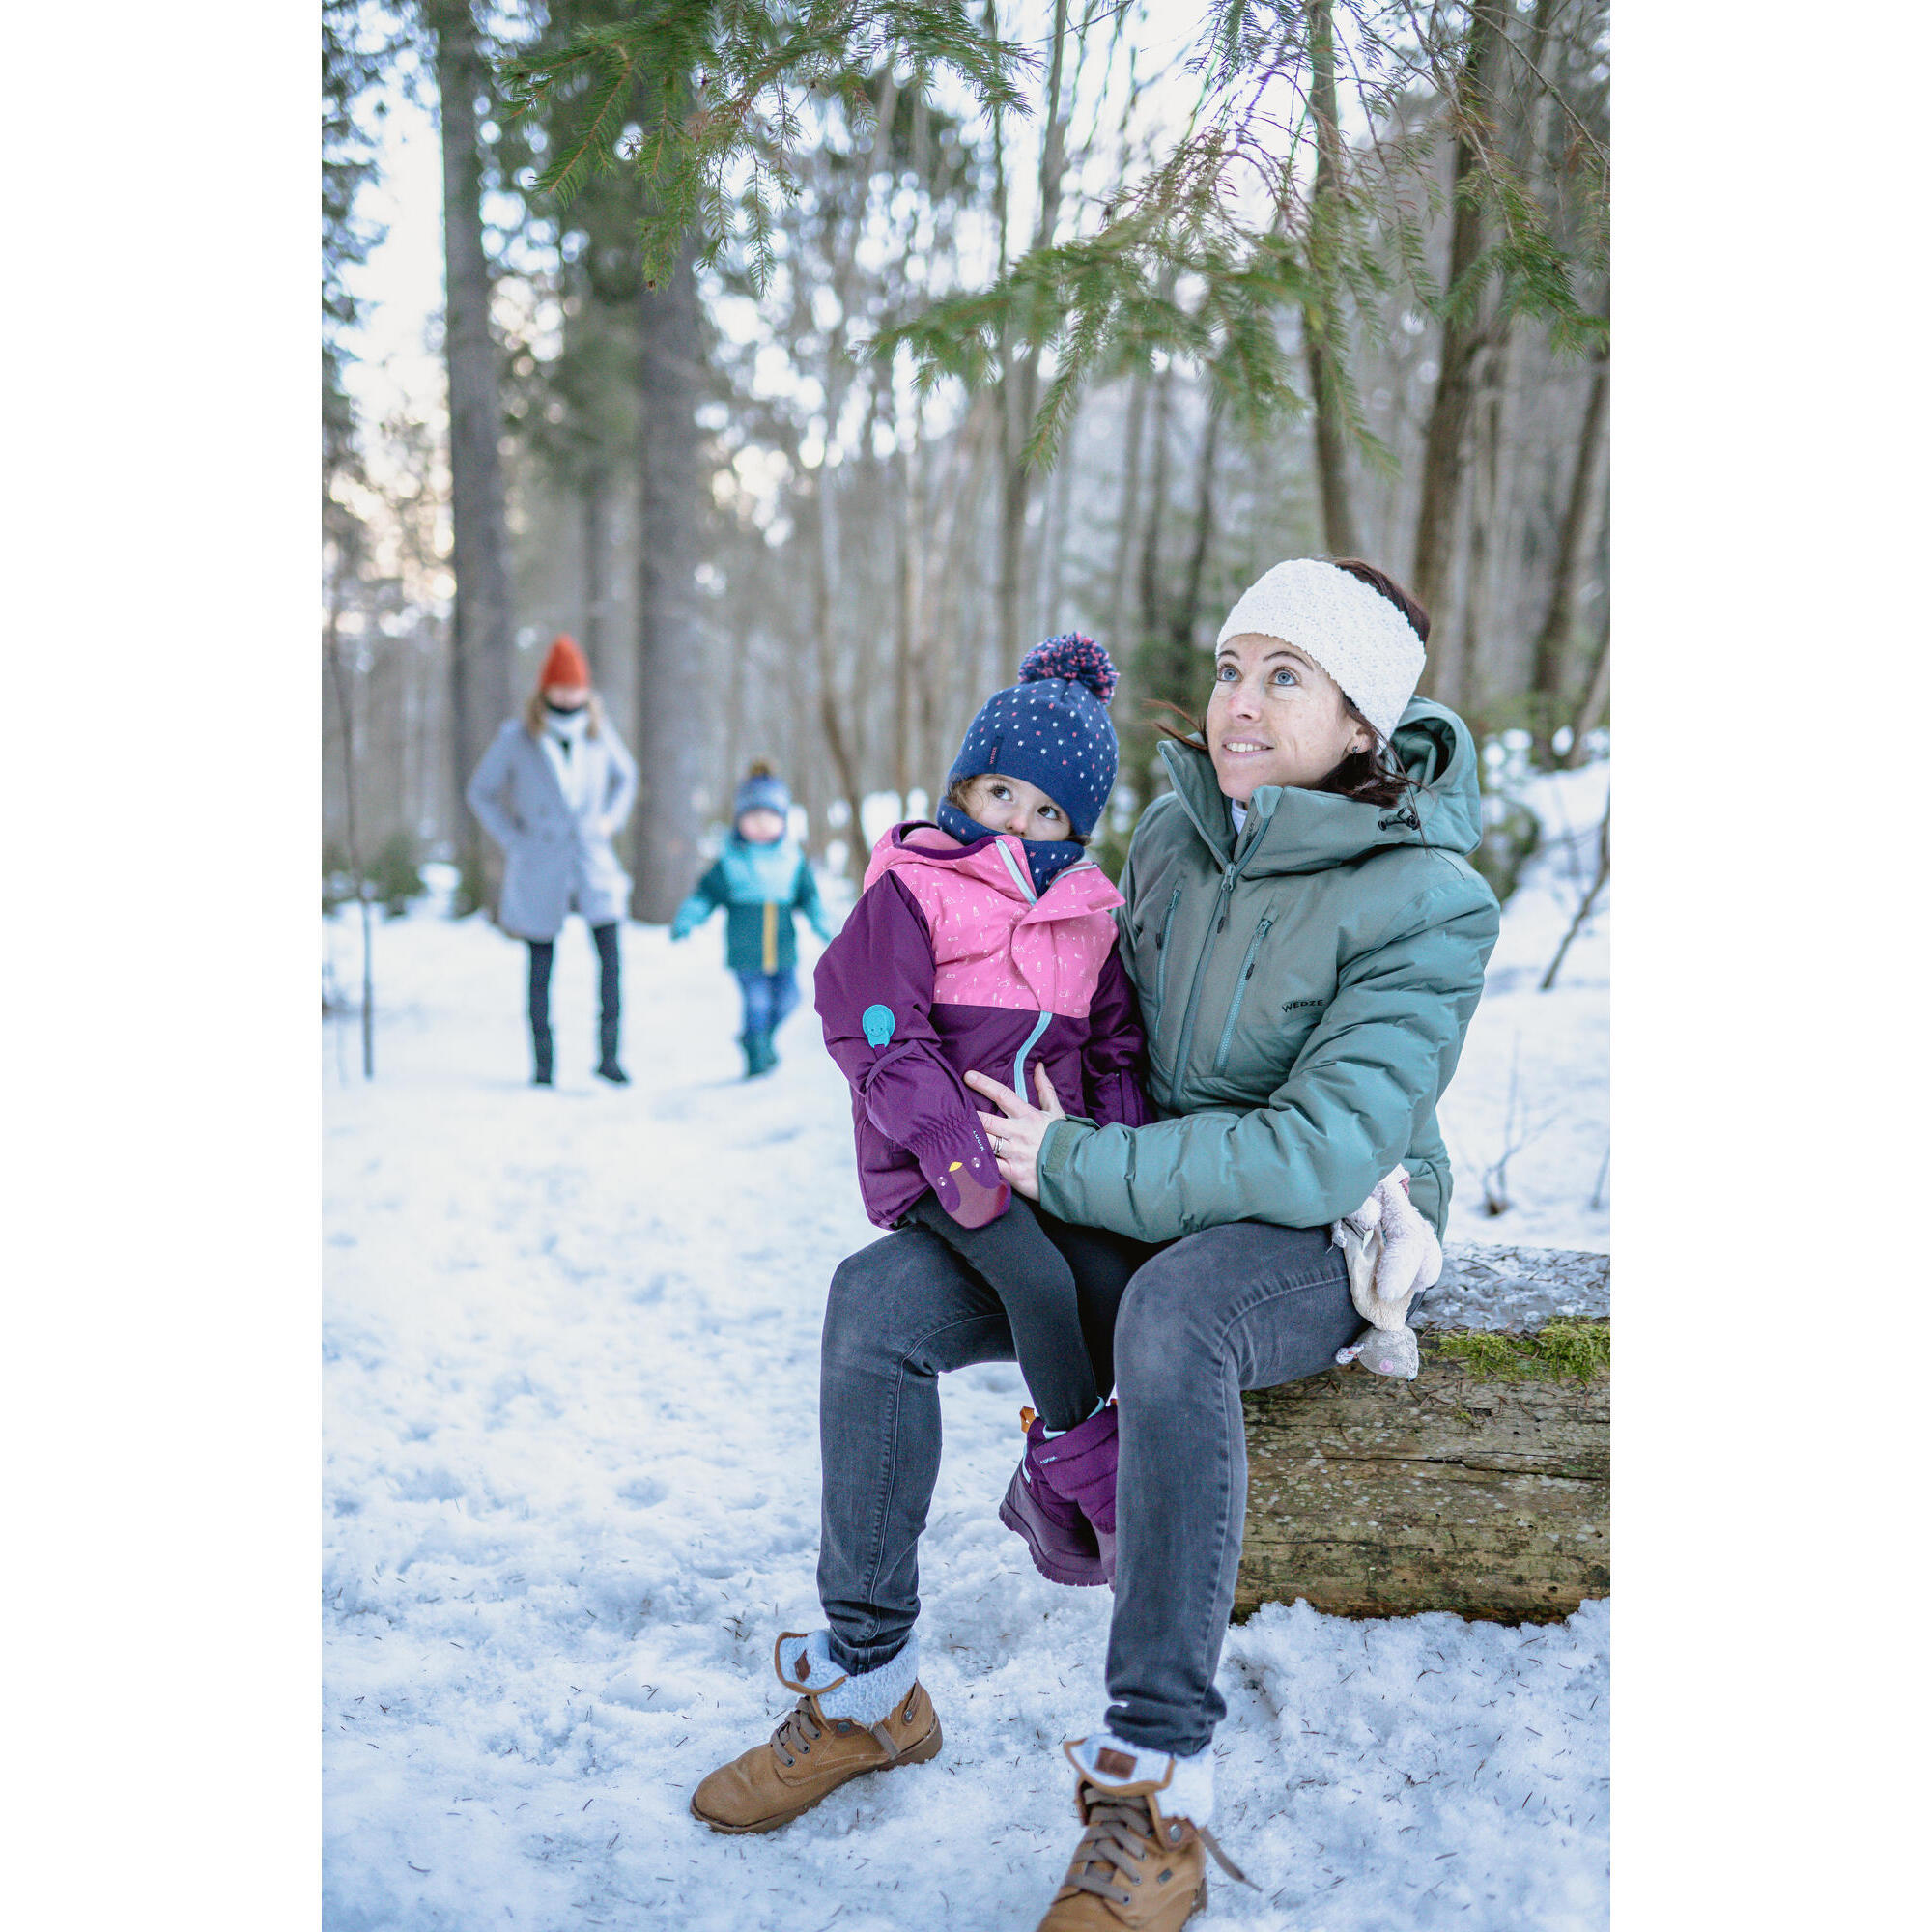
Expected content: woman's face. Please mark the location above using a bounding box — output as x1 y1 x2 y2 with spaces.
1206 632 1371 802
544 682 590 711
954 772 1074 841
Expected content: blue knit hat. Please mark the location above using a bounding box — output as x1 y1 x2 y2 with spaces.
733 763 790 822
945 636 1120 840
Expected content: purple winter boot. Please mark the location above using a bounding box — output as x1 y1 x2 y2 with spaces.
1034 1401 1121 1584
998 1411 1108 1587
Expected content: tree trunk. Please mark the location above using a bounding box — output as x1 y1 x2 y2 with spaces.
810 464 869 867
1457 335 1511 727
1132 358 1177 799
1236 1242 1609 1623
1529 353 1609 762
582 463 612 662
1562 632 1611 766
1101 369 1148 651
1303 0 1360 559
1038 405 1079 639
895 415 926 810
1410 4 1505 697
433 0 515 914
632 233 705 921
993 0 1070 664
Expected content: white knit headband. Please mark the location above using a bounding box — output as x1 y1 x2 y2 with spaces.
1215 559 1426 744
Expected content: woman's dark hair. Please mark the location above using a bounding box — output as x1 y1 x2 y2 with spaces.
1151 557 1428 810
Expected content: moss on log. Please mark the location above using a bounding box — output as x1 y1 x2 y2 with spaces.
1234 1243 1609 1625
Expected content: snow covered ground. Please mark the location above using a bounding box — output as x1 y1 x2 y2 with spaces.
323 778 1608 1930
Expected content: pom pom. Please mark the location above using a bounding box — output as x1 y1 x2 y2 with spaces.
746 760 774 779
1017 634 1118 703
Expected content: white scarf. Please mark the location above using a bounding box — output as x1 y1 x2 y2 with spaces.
541 714 597 817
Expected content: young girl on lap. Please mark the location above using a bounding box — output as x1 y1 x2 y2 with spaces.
814 637 1148 1584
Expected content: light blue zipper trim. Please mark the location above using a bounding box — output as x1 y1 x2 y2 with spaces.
1013 1010 1054 1096
993 838 1037 903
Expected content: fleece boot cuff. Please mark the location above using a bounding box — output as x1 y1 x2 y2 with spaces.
1065 1730 1216 1825
776 1630 923 1726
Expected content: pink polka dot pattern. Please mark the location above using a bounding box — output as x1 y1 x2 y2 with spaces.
866 825 1122 1020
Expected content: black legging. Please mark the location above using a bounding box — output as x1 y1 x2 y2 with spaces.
527 923 621 1053
905 1192 1152 1430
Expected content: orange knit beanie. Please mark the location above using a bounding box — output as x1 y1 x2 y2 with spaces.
540 635 590 688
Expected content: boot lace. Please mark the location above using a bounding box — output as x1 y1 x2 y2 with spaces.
770 1697 906 1770
1060 1790 1251 1905
770 1700 824 1769
1061 1794 1161 1907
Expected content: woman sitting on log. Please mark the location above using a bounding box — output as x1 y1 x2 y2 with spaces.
691 558 1501 1932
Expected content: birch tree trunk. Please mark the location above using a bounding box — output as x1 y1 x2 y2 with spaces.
432 0 514 912
633 234 705 921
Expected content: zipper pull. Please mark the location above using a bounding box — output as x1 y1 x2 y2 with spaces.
1215 872 1235 933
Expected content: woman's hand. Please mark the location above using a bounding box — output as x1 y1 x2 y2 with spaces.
963 1065 1065 1202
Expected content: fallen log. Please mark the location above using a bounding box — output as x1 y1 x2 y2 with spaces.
1235 1241 1609 1624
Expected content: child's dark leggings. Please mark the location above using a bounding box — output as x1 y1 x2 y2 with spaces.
904 1192 1151 1431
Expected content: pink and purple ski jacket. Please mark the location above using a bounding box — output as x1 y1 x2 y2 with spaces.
814 822 1153 1231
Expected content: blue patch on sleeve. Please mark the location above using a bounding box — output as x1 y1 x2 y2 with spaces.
861 1004 896 1048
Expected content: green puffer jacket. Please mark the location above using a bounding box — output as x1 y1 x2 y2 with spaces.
1037 698 1500 1241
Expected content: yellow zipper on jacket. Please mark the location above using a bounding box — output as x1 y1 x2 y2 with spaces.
762 901 778 971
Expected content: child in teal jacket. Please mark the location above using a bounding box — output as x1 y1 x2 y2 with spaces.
671 765 835 1077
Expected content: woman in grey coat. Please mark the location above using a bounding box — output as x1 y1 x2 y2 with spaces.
465 635 639 1086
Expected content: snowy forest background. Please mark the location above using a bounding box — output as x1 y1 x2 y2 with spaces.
322 0 1608 922
321 8 1612 1923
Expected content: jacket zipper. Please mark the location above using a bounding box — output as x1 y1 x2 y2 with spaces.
1170 807 1272 1080
1012 1010 1054 1097
1150 884 1183 1025
1211 914 1275 1073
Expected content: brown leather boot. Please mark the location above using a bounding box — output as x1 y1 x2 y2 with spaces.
1032 1754 1248 1930
689 1633 943 1834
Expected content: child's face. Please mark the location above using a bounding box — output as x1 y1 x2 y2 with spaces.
737 808 786 844
955 772 1074 842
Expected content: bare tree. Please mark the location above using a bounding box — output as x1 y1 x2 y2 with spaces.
1529 349 1609 760
633 235 706 920
431 0 515 912
1541 797 1609 990
1410 3 1507 702
1303 0 1361 559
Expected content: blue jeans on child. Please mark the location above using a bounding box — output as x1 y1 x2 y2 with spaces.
735 968 799 1039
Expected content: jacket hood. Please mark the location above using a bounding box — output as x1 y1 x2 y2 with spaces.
1157 696 1484 876
866 822 1123 920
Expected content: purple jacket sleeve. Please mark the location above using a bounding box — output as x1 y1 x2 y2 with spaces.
813 873 1009 1226
1082 944 1154 1130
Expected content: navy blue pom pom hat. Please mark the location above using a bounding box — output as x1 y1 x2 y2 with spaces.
944 636 1121 841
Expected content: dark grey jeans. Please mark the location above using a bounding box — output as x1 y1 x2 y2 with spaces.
817 1217 1356 1755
